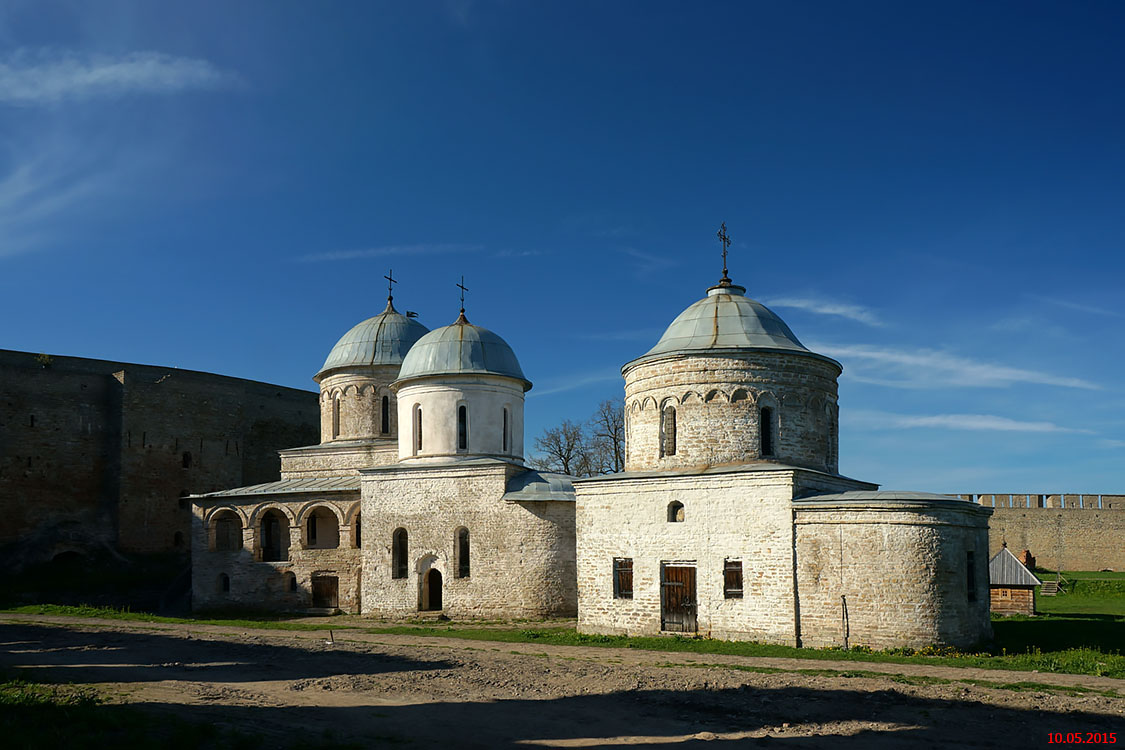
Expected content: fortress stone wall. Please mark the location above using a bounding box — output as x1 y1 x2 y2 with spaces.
959 494 1125 571
0 349 319 569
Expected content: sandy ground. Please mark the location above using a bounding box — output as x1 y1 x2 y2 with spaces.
1 614 1122 748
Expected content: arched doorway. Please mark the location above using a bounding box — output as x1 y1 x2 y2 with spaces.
421 568 443 611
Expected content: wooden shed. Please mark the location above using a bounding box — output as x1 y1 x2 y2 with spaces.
989 545 1042 615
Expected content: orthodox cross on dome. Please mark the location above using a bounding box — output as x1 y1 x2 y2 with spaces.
717 222 732 286
384 269 397 302
456 275 469 322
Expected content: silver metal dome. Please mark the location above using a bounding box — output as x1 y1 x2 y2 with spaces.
395 313 531 390
315 300 430 381
633 282 831 363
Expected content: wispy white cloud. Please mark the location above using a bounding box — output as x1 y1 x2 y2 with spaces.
1030 295 1122 318
295 243 482 263
493 248 546 258
0 49 240 105
529 369 621 398
0 131 144 257
1099 439 1125 449
850 410 1093 434
619 246 676 277
763 297 884 327
811 342 1101 390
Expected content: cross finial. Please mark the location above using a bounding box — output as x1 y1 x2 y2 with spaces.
456 275 469 321
384 269 397 302
717 222 732 286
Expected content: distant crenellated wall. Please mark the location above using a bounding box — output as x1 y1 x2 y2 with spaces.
957 494 1125 572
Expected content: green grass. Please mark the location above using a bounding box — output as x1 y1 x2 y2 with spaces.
358 623 1125 679
1 603 358 632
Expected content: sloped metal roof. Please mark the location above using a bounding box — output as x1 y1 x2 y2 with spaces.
191 476 360 499
989 546 1042 587
395 313 531 390
315 300 429 381
502 469 575 503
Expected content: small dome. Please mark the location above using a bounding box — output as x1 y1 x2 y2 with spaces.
635 282 822 362
395 313 531 390
315 300 430 381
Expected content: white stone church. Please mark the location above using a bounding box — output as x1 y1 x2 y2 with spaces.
192 256 993 649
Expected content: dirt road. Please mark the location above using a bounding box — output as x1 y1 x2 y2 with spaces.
1 614 1121 748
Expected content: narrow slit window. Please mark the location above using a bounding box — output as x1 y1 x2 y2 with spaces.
660 406 676 457
456 527 470 578
331 396 341 439
613 557 633 599
413 405 423 454
760 407 774 457
502 408 510 453
381 395 390 434
392 528 408 579
724 559 743 599
457 405 468 451
220 573 230 593
308 514 318 546
966 551 977 602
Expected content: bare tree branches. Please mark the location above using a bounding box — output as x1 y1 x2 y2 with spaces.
531 399 624 477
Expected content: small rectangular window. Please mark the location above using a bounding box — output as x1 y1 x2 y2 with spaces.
966 551 977 602
613 557 633 599
724 559 743 599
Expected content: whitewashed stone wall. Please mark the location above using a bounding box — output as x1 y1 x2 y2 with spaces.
623 352 840 473
394 375 525 464
793 501 992 649
575 467 872 643
280 441 398 478
361 461 575 618
191 493 362 613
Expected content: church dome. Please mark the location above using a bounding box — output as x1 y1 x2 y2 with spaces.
315 300 430 381
631 282 836 367
395 313 531 391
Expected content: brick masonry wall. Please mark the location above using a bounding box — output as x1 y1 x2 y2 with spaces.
623 352 840 473
360 461 576 619
0 349 318 567
191 492 361 612
574 467 873 644
793 503 993 649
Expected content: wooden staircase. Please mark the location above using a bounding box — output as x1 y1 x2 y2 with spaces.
1040 581 1060 596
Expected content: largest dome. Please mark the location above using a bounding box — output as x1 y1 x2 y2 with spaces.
635 283 821 362
315 300 430 381
395 313 531 390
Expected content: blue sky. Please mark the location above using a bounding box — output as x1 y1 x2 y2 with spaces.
1 1 1123 492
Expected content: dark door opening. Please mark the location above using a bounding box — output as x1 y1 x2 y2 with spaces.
262 513 284 562
311 576 339 608
660 564 697 633
421 569 443 611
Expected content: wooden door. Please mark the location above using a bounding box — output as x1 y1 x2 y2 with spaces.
661 565 697 633
311 576 339 608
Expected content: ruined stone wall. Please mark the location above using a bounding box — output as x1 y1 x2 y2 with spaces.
793 502 992 650
360 462 576 619
574 467 872 644
0 349 318 567
958 494 1125 571
191 493 361 612
623 352 839 474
